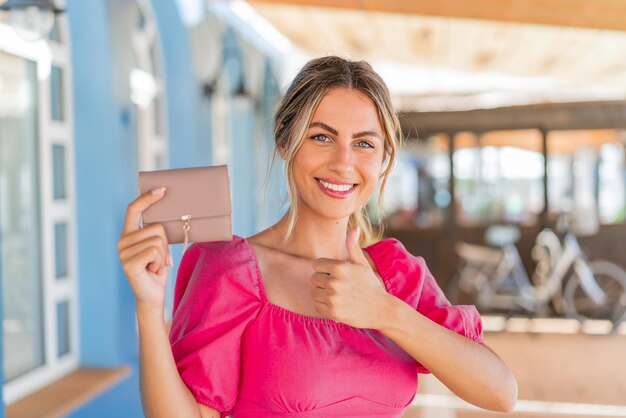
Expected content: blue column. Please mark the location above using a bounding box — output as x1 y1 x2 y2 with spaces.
230 98 257 236
220 28 258 237
151 0 212 169
67 0 139 366
260 59 286 227
150 0 214 317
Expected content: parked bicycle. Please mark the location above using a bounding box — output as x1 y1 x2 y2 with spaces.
445 223 626 332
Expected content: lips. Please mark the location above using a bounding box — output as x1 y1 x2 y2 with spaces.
315 177 357 198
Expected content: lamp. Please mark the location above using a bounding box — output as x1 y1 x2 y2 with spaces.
0 0 65 42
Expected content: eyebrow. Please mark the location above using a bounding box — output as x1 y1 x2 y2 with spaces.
309 121 381 140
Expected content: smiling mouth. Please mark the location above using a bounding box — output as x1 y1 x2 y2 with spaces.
315 178 357 195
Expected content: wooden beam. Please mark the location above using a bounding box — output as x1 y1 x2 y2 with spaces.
249 0 626 32
399 101 626 139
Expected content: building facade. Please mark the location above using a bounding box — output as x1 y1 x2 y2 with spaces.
0 1 285 416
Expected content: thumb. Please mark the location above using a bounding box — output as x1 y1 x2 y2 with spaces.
346 226 368 265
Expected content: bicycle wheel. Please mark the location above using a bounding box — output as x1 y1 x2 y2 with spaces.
445 270 479 306
563 261 626 331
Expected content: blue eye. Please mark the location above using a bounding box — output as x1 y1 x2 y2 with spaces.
311 134 331 143
356 141 374 149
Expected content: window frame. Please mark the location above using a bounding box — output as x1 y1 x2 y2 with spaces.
131 0 168 172
1 7 79 404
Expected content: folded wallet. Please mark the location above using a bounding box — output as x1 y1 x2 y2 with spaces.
138 165 232 248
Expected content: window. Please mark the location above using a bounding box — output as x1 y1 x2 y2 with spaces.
382 130 546 228
54 223 68 279
598 142 625 224
52 144 67 199
131 0 167 172
1 23 78 403
50 66 64 121
56 301 70 357
548 130 625 227
0 53 45 383
453 130 544 226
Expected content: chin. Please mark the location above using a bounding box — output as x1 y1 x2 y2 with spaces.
298 194 367 221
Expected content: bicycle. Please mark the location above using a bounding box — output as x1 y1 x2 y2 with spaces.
445 224 626 332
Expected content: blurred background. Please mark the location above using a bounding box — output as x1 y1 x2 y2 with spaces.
0 0 625 417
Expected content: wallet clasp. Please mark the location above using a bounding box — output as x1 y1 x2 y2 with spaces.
181 215 191 251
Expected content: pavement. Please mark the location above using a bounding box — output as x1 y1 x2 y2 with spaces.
402 316 626 418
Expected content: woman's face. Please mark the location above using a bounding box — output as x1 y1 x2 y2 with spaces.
290 87 385 222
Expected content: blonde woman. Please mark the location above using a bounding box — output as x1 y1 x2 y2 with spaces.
117 56 517 418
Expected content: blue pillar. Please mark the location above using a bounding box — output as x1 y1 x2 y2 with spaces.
151 0 211 168
67 0 139 366
219 28 258 237
230 99 257 236
150 0 215 317
260 59 286 227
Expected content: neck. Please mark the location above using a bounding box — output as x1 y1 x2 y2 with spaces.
268 208 353 260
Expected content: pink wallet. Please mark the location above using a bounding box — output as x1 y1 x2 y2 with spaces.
138 165 232 250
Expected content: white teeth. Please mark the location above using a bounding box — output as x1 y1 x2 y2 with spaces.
318 179 354 192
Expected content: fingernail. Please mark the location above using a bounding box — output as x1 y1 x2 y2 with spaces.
168 255 173 267
151 187 166 195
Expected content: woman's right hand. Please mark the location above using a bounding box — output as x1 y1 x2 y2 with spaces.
117 187 172 312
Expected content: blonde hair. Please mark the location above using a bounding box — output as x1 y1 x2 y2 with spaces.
272 56 402 246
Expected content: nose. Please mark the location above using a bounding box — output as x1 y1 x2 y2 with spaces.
327 144 354 174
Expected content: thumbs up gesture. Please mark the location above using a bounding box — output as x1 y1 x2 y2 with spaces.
310 227 391 329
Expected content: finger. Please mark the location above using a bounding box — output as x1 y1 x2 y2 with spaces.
312 257 341 274
346 226 368 265
118 228 171 269
121 244 164 275
122 245 166 277
310 272 332 289
310 272 323 288
122 187 167 236
123 247 162 277
118 224 171 265
119 235 168 268
310 288 329 305
155 265 168 277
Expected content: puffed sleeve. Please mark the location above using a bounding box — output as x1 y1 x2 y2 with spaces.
169 238 263 416
365 239 484 374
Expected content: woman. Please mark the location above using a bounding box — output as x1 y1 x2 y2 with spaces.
117 56 517 418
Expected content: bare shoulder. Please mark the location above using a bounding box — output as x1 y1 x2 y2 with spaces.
244 231 299 287
245 230 281 267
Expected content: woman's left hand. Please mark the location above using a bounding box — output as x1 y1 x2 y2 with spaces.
310 227 392 329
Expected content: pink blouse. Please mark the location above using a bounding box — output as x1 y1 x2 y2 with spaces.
169 236 483 417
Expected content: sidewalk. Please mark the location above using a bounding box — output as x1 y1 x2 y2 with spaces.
403 317 626 418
